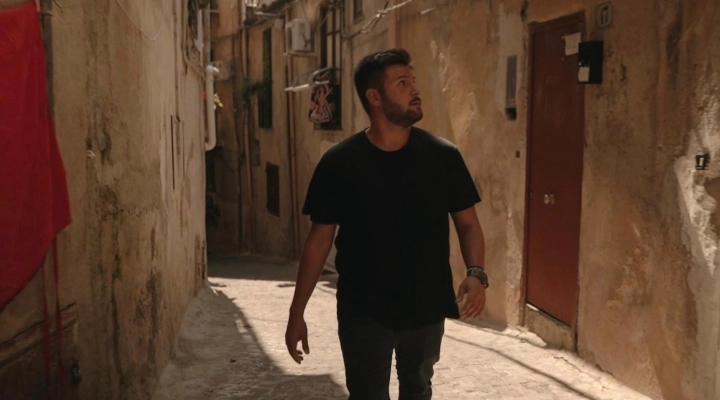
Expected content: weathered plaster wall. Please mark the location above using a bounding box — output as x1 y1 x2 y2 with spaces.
549 2 698 398
0 0 207 399
207 0 244 255
530 1 719 399
247 21 295 258
397 0 720 399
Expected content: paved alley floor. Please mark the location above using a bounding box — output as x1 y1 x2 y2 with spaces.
153 256 653 400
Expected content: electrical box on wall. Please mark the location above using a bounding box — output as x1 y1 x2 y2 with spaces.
285 19 312 53
578 41 604 84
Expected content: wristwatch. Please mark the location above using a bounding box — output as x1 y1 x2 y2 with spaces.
467 266 489 289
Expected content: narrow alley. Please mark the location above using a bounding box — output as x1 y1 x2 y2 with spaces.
4 1 720 399
153 257 651 400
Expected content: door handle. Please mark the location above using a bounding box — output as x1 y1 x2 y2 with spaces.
543 193 555 205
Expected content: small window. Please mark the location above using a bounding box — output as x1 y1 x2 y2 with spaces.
317 6 342 130
206 154 216 192
320 7 341 75
258 28 273 129
353 0 364 21
266 163 280 216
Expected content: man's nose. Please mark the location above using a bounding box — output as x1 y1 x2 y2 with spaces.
411 83 420 97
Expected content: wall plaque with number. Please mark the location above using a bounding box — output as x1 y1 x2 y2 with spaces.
596 2 613 28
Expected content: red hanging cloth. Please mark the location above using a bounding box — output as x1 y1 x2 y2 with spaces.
0 2 71 308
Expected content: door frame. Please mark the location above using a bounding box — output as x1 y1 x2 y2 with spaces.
520 11 586 334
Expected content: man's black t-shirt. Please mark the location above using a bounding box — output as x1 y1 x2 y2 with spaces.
302 127 481 329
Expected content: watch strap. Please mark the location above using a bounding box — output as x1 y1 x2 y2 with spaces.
467 266 489 288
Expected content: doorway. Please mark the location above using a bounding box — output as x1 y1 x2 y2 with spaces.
524 13 586 327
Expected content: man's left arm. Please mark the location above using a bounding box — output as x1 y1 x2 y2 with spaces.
451 206 487 319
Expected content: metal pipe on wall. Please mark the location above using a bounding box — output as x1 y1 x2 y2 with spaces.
203 7 220 152
204 64 220 151
388 0 398 47
242 26 256 253
217 11 255 252
231 21 245 251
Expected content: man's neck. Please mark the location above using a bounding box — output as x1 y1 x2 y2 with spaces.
365 120 411 152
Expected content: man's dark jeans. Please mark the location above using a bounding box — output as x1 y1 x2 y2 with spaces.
338 315 445 400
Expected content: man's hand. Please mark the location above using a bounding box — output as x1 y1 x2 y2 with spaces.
456 276 486 319
450 206 487 319
285 314 310 364
284 223 336 365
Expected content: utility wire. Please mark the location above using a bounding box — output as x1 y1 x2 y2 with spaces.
343 0 415 41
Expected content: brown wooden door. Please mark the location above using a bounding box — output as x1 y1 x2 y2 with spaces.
525 14 585 327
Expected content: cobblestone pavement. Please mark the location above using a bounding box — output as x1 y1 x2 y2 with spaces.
153 256 653 400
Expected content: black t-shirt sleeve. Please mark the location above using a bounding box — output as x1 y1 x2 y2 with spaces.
302 155 341 224
447 147 481 213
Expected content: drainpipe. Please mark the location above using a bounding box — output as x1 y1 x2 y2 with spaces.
204 6 219 152
231 31 244 251
284 8 301 258
388 0 398 47
242 26 256 252
204 64 220 151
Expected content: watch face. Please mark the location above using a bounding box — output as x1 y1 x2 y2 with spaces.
469 268 489 288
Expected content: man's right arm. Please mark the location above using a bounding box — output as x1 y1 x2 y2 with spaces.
289 222 337 316
285 222 337 364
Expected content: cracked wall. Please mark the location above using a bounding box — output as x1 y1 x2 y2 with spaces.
0 0 207 399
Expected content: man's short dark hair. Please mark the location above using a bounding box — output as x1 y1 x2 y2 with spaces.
353 48 412 114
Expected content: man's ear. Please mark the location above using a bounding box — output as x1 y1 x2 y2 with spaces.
365 88 382 108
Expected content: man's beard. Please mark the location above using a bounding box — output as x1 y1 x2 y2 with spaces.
381 94 423 127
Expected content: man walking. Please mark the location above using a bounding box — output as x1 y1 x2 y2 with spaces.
285 48 489 400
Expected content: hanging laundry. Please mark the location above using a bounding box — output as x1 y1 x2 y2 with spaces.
0 3 71 308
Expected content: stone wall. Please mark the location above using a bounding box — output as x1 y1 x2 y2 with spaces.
0 0 207 399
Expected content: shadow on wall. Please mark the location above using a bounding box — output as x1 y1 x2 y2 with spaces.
152 281 346 399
